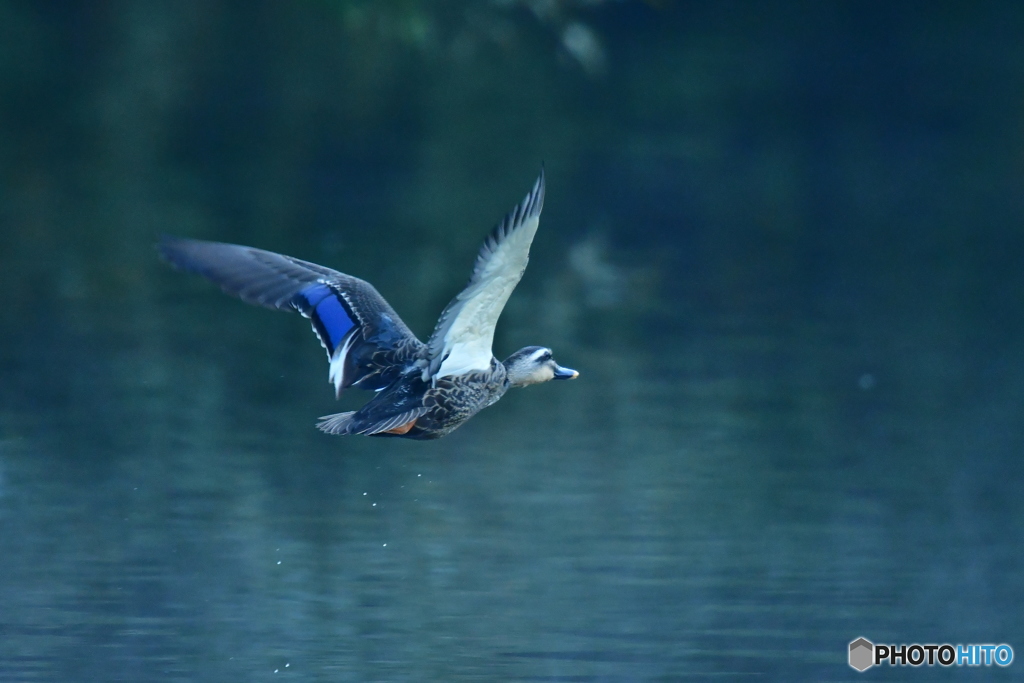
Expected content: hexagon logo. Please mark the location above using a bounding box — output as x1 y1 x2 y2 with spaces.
849 637 874 671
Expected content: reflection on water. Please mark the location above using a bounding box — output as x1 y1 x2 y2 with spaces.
1 298 1019 682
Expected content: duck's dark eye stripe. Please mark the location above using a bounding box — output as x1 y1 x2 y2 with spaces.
529 349 551 363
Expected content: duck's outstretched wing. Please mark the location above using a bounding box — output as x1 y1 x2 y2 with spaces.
425 170 545 378
158 237 425 394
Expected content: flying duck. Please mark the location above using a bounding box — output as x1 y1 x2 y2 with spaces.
158 170 578 439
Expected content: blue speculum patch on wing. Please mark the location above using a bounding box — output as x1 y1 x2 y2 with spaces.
295 284 356 353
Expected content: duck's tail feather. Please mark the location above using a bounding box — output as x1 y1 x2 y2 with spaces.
317 411 358 435
317 407 429 436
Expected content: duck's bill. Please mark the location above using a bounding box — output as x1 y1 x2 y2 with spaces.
552 364 579 380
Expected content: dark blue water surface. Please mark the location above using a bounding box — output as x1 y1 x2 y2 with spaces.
1 2 1022 681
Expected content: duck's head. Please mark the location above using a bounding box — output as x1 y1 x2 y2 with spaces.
503 346 579 388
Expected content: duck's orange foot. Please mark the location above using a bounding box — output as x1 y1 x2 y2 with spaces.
383 418 418 435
